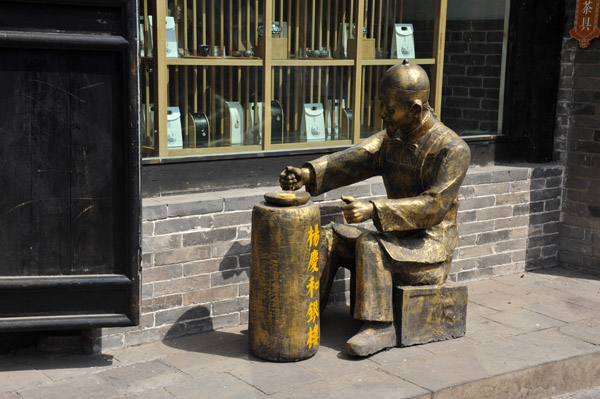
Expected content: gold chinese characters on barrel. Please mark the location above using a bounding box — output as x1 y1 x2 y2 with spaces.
249 190 321 361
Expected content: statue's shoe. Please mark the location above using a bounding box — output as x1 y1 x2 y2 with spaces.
345 322 397 357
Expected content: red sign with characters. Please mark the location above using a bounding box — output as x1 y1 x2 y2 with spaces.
570 0 600 48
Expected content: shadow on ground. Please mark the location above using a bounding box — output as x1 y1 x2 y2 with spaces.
160 266 600 366
0 349 114 372
530 265 600 282
162 304 362 363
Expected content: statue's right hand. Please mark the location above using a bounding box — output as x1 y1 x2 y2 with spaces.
279 166 304 191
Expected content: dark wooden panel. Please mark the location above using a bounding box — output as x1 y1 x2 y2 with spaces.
0 3 123 35
0 49 127 277
0 54 31 275
503 0 534 143
28 53 72 276
0 314 132 332
0 274 132 288
0 0 143 330
0 50 72 275
141 138 520 197
503 0 565 162
0 0 126 5
529 0 565 162
0 31 128 51
0 286 128 317
142 151 339 197
68 51 126 275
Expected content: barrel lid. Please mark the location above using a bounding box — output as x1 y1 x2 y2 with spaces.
264 190 311 206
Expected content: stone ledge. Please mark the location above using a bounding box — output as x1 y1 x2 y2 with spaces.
142 163 563 214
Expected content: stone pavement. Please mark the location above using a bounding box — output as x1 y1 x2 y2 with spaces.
554 388 600 399
1 267 600 399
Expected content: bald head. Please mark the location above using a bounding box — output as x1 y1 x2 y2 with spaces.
379 60 430 104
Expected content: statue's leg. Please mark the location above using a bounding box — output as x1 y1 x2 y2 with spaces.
353 232 394 322
318 223 361 314
318 224 337 314
393 257 452 285
345 232 397 357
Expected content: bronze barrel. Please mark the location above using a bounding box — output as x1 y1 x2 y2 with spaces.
249 191 321 362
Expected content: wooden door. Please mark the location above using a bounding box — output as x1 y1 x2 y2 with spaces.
0 0 140 330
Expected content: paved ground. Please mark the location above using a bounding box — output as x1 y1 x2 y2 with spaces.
554 388 600 399
1 267 600 399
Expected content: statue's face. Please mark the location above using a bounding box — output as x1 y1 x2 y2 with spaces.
378 90 411 137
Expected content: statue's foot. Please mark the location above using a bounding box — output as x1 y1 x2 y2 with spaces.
345 321 397 357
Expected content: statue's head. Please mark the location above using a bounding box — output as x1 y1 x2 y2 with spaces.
378 60 430 137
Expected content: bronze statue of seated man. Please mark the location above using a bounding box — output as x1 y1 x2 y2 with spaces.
279 60 471 357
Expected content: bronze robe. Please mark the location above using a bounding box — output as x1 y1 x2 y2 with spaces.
305 116 470 273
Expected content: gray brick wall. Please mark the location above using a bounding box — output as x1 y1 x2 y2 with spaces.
92 164 563 352
412 19 505 135
451 165 563 281
442 19 505 135
555 0 600 276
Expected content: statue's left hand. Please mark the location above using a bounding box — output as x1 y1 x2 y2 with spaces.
341 196 374 224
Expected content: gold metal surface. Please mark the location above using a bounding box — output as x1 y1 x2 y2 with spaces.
249 200 321 362
378 60 430 103
277 62 470 356
263 190 310 206
394 283 468 346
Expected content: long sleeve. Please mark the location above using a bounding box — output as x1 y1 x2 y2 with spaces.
371 142 470 232
303 131 385 196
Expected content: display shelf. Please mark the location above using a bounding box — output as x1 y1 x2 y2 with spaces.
271 63 356 145
270 140 353 151
166 57 264 66
168 145 263 156
272 59 354 67
362 58 436 66
143 0 448 158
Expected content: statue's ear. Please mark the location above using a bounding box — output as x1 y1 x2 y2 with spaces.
410 100 423 116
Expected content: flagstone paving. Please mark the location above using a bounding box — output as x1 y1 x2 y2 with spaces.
1 267 600 399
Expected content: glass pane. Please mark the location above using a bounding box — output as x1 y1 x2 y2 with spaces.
360 64 434 139
174 0 263 59
272 66 355 144
360 65 386 139
441 0 508 135
139 1 264 59
271 0 358 60
140 65 264 154
182 65 262 149
140 61 154 152
399 0 436 59
358 0 436 60
270 0 358 146
138 0 151 58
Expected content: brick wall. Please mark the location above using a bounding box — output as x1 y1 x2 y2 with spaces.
442 19 504 135
412 19 505 135
452 165 562 280
555 0 600 276
90 163 562 352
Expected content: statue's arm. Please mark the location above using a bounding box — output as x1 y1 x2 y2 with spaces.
371 142 470 232
302 132 385 196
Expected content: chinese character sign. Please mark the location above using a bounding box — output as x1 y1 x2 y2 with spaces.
570 0 600 48
305 223 320 349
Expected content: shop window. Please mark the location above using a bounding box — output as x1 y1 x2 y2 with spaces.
140 0 449 158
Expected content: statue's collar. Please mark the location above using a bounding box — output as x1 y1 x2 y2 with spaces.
392 111 435 143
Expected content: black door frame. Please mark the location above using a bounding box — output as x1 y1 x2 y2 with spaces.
0 0 140 331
